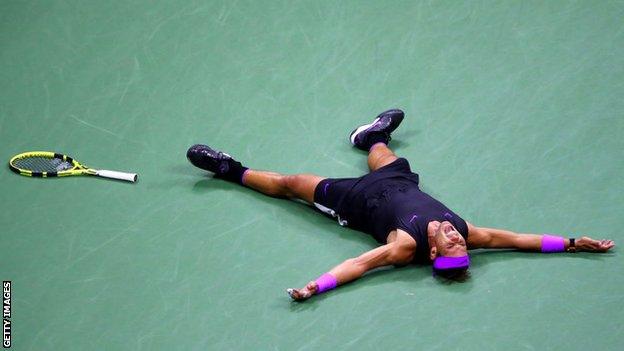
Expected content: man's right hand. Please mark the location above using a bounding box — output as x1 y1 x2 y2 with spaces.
576 236 615 252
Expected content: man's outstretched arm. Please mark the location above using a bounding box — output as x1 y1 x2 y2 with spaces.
287 235 415 301
466 222 615 252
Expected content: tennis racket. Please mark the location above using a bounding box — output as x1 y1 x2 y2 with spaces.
9 151 138 182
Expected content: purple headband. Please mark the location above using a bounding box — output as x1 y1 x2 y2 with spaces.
433 255 470 271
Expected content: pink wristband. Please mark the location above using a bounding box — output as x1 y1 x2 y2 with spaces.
541 234 565 253
315 273 338 294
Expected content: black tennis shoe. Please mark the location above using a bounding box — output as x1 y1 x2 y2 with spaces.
349 109 404 151
186 144 238 175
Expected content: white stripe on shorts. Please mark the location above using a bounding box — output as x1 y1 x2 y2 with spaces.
314 202 348 226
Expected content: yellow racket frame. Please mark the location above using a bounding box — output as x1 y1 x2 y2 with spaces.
9 151 93 178
9 151 137 182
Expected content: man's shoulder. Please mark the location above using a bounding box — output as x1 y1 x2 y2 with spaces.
395 228 419 249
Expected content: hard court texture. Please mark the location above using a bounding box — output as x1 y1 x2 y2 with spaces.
1 1 623 350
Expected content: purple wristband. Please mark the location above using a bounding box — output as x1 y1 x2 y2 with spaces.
315 273 338 294
541 234 565 253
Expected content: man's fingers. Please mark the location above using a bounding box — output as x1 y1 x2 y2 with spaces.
286 287 312 301
578 237 615 252
286 288 299 300
588 239 615 252
600 240 615 250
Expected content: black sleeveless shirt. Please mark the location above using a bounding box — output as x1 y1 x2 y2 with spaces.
335 158 469 261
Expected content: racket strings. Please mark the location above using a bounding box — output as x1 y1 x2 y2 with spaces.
13 156 73 172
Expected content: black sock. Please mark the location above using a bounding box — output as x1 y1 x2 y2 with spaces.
216 160 248 185
366 132 389 149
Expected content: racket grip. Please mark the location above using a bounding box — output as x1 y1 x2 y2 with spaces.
96 169 138 182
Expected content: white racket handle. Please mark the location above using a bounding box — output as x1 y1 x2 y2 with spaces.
96 169 138 182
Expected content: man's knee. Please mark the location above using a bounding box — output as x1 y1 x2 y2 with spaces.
370 153 397 170
281 174 317 198
279 174 300 197
380 154 398 165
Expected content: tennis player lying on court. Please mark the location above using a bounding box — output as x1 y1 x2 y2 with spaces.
186 109 615 301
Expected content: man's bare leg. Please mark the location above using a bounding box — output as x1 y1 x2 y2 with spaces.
186 144 324 204
367 143 398 171
242 170 324 205
241 142 398 201
243 142 398 203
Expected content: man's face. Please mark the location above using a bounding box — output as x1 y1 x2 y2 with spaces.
434 221 467 257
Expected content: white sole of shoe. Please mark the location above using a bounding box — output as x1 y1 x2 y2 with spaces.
349 117 380 144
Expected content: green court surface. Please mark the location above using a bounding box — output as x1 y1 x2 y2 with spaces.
1 1 623 350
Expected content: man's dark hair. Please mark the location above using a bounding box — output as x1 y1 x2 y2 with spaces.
433 268 471 282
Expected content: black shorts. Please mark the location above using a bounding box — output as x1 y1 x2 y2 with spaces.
313 158 416 226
